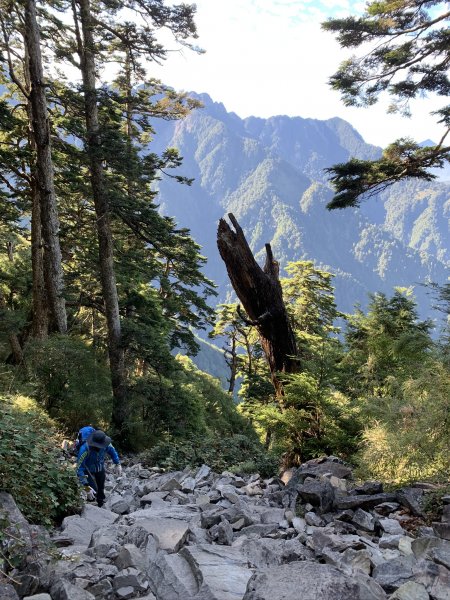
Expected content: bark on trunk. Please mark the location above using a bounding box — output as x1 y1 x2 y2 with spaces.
75 0 128 442
31 181 49 338
24 0 67 333
226 336 237 394
217 213 299 398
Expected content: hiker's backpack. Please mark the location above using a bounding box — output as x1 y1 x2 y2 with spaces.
74 426 96 454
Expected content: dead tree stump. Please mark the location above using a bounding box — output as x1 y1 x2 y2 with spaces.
217 213 299 398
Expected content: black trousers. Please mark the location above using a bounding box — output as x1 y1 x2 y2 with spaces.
86 469 106 507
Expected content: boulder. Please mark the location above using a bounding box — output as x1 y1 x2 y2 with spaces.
181 544 253 600
389 581 430 600
0 584 20 600
396 488 425 517
50 581 96 600
296 479 335 513
147 551 199 600
335 493 398 511
243 561 368 600
372 556 415 593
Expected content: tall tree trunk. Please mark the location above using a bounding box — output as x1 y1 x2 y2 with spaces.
24 0 67 333
30 179 49 338
226 336 237 394
217 213 299 398
74 0 128 442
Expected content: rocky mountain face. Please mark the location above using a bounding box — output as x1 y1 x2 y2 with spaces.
150 94 449 317
2 458 449 600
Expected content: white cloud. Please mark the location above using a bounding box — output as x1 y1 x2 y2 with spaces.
149 0 444 147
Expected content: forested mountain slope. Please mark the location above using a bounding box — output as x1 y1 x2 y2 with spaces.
150 93 449 316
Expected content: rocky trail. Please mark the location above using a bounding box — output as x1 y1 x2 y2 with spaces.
1 457 449 600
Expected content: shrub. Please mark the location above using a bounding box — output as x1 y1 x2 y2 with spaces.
0 394 81 525
356 362 450 484
139 432 278 476
25 334 112 432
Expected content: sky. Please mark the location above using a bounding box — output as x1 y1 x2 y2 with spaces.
150 0 444 148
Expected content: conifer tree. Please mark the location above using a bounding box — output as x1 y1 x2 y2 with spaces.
0 1 67 335
323 0 450 209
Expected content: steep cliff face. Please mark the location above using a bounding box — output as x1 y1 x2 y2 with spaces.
150 93 449 316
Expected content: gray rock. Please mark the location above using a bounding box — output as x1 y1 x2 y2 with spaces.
181 543 253 600
134 516 189 552
86 578 113 598
296 479 335 513
195 464 211 483
160 477 182 492
88 524 121 558
288 458 353 486
50 580 96 600
236 523 279 537
23 595 52 600
243 561 364 600
292 516 306 533
259 508 285 524
379 534 403 549
354 481 384 495
431 545 450 570
374 502 400 515
352 508 376 532
217 518 234 545
433 522 450 540
61 505 118 547
115 587 135 599
412 560 450 600
140 491 169 506
441 505 450 522
311 529 366 555
372 556 415 592
181 477 196 493
0 584 20 600
12 574 39 597
389 582 430 600
411 536 450 560
110 496 133 514
113 567 148 592
336 493 398 510
147 551 199 600
0 493 36 570
115 544 147 572
396 488 425 517
237 536 313 568
379 518 405 535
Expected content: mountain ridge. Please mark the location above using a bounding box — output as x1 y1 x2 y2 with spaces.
149 92 449 320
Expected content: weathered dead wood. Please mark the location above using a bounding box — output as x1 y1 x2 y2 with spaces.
217 213 299 397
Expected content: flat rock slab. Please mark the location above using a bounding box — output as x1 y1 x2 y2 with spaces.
335 493 398 510
133 516 189 553
181 544 254 600
243 561 368 600
148 552 200 600
61 506 119 546
389 581 430 600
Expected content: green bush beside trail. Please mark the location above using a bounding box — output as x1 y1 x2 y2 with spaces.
0 394 81 525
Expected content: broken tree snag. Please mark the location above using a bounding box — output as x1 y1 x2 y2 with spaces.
217 213 299 398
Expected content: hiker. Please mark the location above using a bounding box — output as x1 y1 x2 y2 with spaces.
77 430 122 507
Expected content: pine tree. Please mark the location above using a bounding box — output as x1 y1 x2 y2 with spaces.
322 0 450 209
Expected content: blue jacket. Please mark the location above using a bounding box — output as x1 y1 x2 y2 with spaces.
77 442 120 485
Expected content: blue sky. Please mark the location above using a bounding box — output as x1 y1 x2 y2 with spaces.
150 0 443 148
